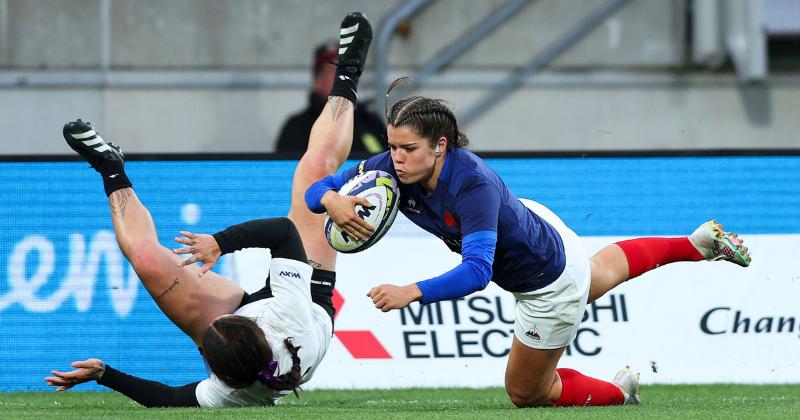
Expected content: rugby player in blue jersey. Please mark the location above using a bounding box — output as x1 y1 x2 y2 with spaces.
305 79 752 407
45 12 374 407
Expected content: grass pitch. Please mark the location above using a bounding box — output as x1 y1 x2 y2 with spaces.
2 385 799 419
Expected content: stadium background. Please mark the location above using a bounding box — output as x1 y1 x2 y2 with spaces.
1 0 799 392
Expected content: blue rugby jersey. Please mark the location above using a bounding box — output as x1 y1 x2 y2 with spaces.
306 148 566 303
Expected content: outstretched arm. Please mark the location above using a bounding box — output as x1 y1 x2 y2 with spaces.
305 155 393 240
173 217 308 275
368 230 496 310
368 180 500 311
211 217 307 260
46 359 200 408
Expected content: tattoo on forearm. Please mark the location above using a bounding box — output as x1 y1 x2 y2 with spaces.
110 188 132 219
308 259 323 269
328 96 353 122
156 277 180 301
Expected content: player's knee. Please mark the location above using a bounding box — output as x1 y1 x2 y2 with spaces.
125 242 164 278
298 152 341 180
506 384 554 408
589 255 616 287
589 254 607 278
590 243 629 282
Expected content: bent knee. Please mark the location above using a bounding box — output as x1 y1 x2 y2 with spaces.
297 152 342 180
506 386 556 408
126 242 173 278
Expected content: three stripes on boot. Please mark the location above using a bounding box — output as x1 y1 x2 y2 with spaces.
69 129 112 153
339 22 359 55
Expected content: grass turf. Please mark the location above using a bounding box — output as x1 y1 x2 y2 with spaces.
1 385 799 419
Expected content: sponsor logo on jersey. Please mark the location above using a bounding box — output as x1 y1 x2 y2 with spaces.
403 198 420 214
279 271 302 279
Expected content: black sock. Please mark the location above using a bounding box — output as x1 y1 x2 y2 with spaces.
330 69 359 104
99 161 132 196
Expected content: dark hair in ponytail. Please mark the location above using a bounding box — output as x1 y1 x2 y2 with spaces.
201 316 303 396
384 77 469 151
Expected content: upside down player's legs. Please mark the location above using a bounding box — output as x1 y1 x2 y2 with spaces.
288 12 372 271
64 119 246 346
288 96 356 271
107 188 244 346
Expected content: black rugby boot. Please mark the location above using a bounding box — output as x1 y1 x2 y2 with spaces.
331 12 373 103
63 119 125 171
336 12 372 82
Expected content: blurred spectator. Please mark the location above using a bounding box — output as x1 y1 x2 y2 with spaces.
275 42 386 154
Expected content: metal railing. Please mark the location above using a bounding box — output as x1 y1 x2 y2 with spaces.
372 0 632 126
0 0 779 96
460 0 630 126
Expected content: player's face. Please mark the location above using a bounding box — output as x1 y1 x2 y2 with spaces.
387 125 437 184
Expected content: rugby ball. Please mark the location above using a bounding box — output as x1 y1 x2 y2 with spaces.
324 170 400 253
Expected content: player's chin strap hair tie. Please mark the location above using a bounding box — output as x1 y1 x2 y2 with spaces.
256 360 280 385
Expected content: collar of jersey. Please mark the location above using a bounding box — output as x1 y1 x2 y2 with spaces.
438 148 455 185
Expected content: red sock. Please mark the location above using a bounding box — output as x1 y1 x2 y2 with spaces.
616 237 703 279
554 368 624 406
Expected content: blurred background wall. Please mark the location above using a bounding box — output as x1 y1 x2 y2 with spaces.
0 0 798 154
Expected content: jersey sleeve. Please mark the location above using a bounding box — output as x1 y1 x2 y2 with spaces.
212 217 306 261
97 365 200 407
304 172 350 213
453 177 501 236
415 179 501 304
265 258 315 335
416 230 496 303
304 152 395 213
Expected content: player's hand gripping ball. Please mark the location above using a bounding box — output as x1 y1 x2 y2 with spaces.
324 170 400 253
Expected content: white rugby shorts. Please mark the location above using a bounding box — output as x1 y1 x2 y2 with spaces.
512 199 591 350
